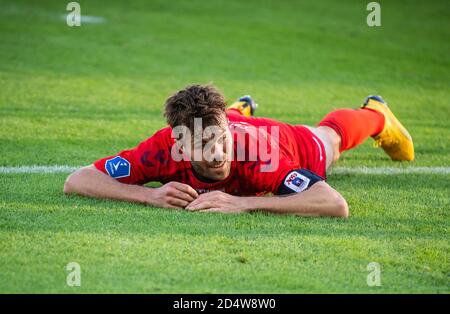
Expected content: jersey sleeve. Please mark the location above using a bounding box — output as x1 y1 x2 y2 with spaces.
239 157 292 194
241 159 324 195
276 168 325 195
92 128 173 185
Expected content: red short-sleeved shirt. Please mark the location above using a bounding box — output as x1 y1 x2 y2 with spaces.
93 112 326 196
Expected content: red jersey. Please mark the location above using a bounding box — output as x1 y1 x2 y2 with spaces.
93 112 326 196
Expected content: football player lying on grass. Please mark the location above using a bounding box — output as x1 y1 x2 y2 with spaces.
64 84 414 218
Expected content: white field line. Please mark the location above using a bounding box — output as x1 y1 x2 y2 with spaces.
0 165 78 174
60 14 106 24
329 166 450 175
0 165 449 175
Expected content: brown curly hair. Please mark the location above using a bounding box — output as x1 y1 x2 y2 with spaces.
164 84 227 131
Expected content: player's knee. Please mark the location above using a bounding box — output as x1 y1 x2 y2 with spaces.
329 131 341 163
332 149 340 163
316 126 341 165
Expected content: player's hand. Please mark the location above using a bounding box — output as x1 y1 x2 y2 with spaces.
185 191 247 213
149 181 198 209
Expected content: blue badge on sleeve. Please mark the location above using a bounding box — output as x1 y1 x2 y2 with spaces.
105 156 131 179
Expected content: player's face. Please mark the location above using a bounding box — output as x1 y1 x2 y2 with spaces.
190 124 232 181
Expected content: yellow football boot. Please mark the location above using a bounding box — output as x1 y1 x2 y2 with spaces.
362 95 414 161
227 95 258 117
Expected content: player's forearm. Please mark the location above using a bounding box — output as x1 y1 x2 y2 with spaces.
242 183 349 217
63 166 150 204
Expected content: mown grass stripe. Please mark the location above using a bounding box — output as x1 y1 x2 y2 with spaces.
0 165 449 175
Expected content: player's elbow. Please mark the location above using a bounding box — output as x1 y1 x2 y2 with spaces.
313 183 349 218
63 171 76 194
63 167 88 195
332 194 349 218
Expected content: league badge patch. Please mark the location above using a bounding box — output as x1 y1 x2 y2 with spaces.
105 156 131 179
277 168 324 195
283 171 310 193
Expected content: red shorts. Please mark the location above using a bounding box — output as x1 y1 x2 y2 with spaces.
292 125 327 179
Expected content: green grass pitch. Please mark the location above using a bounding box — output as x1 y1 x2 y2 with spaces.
0 0 449 293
